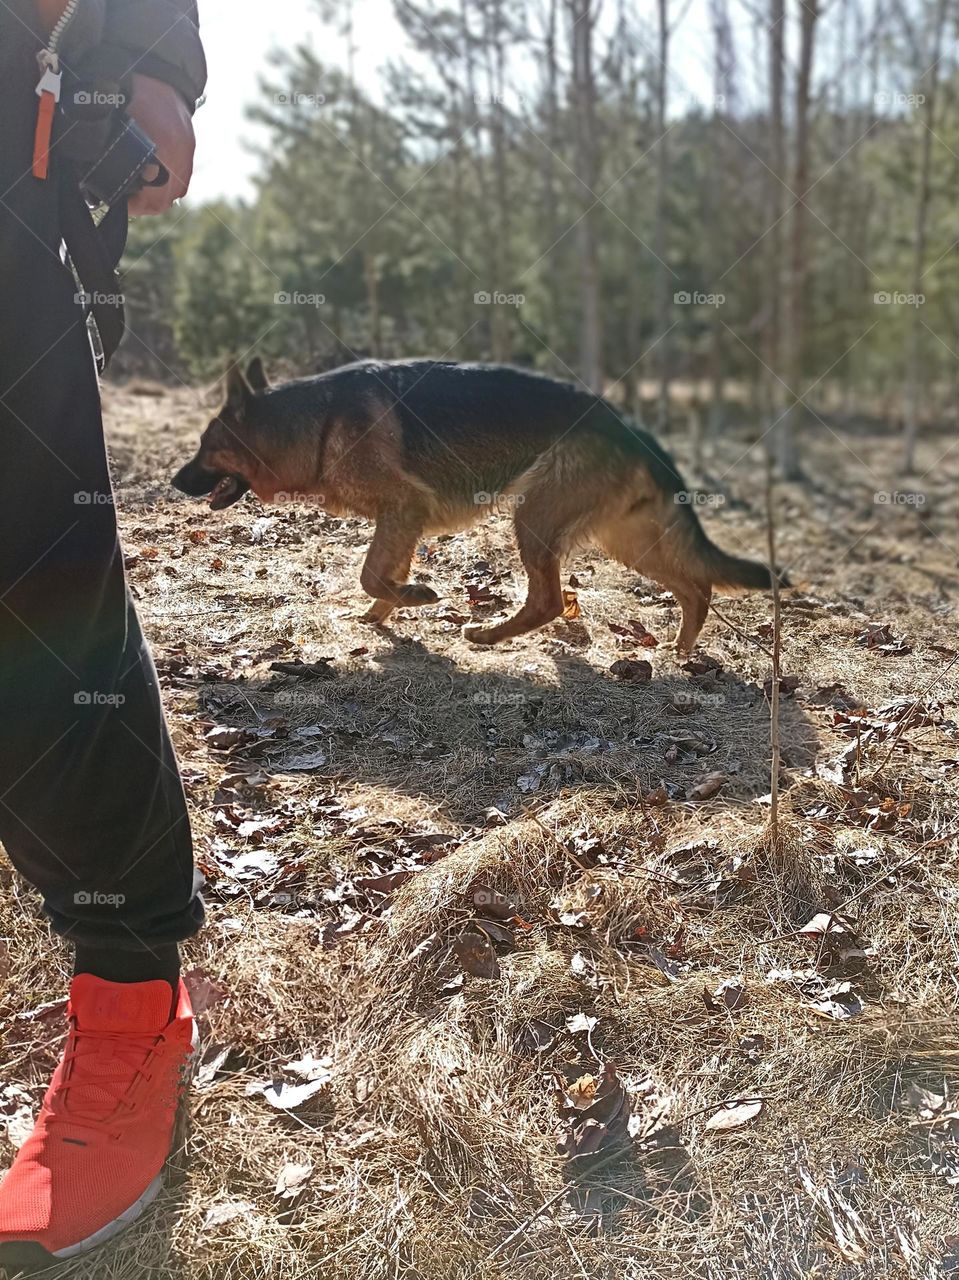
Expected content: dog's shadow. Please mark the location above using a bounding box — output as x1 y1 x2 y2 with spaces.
199 626 820 825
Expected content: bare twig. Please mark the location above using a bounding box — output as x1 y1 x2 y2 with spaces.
707 600 774 659
765 456 782 846
487 1144 631 1261
865 653 958 780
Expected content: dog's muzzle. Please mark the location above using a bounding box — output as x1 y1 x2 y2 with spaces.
172 461 250 509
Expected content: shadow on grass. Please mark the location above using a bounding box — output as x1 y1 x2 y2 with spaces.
197 627 820 826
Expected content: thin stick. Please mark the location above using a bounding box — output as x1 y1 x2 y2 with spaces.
487 1144 629 1260
765 456 782 847
865 652 958 780
707 600 774 660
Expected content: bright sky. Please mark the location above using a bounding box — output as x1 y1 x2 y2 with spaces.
187 0 775 205
190 0 407 203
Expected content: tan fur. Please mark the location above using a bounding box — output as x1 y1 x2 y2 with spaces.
175 364 774 652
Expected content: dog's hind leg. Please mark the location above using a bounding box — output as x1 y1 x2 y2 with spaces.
595 503 712 653
464 502 566 645
669 580 712 653
359 511 438 623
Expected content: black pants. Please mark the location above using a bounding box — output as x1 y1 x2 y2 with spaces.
0 6 203 952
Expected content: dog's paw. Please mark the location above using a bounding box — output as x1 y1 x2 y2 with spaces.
463 624 500 645
359 604 392 624
402 584 439 606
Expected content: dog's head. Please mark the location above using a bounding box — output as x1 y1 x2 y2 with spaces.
172 357 271 510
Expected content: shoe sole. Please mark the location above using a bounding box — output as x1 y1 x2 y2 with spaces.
51 1172 165 1259
0 1025 199 1269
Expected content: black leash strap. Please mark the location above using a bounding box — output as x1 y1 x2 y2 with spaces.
58 166 128 369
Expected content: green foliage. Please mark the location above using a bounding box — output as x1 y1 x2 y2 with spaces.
117 0 959 423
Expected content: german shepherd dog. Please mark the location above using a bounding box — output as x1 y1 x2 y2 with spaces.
173 358 783 651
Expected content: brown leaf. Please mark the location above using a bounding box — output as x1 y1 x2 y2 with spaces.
644 784 669 807
354 870 415 896
270 658 336 679
516 1018 560 1054
703 978 748 1013
856 623 911 655
682 654 723 676
764 674 801 698
562 589 581 620
610 658 652 682
468 884 518 919
687 772 727 802
453 930 499 979
183 968 228 1016
471 918 515 946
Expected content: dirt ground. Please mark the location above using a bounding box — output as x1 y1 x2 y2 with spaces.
1 380 958 1280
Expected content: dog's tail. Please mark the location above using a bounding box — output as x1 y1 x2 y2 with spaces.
615 416 790 594
686 513 790 592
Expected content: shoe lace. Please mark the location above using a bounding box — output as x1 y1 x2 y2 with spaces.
48 1024 163 1130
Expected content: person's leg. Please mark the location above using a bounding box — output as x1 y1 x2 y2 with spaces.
0 2 202 970
0 4 203 1263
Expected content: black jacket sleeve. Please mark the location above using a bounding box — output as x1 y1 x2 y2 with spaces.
85 0 207 111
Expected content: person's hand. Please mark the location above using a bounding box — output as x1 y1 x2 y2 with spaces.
125 73 195 214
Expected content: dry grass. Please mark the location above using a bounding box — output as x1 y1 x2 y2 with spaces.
1 386 958 1279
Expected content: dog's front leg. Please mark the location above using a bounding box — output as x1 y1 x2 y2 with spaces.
358 513 438 624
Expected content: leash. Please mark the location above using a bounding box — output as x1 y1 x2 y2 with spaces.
30 0 169 369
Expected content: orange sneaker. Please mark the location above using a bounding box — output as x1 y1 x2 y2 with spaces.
0 975 196 1266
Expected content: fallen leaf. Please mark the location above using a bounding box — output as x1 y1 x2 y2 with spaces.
704 1098 763 1132
269 658 336 679
285 1053 333 1084
807 981 865 1020
453 930 499 979
275 1161 313 1199
247 1078 330 1110
204 1200 255 1228
279 747 328 772
195 1044 231 1089
516 1018 560 1054
183 968 228 1016
856 623 911 655
562 590 581 620
355 870 415 896
609 658 652 682
899 1081 946 1115
0 1084 35 1149
704 978 748 1013
687 772 727 802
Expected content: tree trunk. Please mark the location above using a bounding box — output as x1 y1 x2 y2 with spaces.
902 0 947 472
363 251 381 356
654 0 670 429
763 0 785 452
568 0 603 391
777 0 819 481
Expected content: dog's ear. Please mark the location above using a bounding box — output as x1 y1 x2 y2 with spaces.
246 356 270 392
224 361 253 416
